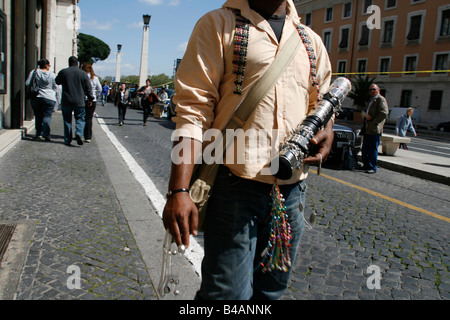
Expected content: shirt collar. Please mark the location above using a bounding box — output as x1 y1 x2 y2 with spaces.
223 0 301 26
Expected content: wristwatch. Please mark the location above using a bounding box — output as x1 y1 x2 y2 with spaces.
166 188 190 199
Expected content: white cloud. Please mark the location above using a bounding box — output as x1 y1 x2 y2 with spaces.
81 19 119 31
177 42 188 53
138 0 180 6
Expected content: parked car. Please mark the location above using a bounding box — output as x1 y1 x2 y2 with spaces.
327 124 362 170
336 107 355 120
436 121 450 132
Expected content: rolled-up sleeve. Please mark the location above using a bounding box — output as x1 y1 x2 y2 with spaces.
172 11 225 143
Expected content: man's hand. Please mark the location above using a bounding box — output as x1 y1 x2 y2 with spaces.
163 193 198 248
303 120 334 166
163 138 202 247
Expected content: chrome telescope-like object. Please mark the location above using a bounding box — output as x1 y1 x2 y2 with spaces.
271 77 352 180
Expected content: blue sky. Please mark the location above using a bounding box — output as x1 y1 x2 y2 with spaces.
78 0 225 79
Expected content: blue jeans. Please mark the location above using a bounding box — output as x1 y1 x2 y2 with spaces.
196 165 306 300
362 133 381 171
31 98 55 138
62 105 86 145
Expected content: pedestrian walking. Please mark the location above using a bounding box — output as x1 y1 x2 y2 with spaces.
361 84 389 174
55 56 94 146
101 81 110 106
162 0 332 300
81 63 102 143
395 107 417 150
25 59 58 141
114 83 132 126
138 79 153 126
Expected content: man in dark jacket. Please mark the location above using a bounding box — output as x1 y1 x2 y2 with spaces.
361 84 389 174
56 56 94 146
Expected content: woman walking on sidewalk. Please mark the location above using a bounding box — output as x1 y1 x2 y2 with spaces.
82 64 102 143
25 59 58 141
395 107 417 150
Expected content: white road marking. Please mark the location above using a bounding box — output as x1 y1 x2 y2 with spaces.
96 116 204 278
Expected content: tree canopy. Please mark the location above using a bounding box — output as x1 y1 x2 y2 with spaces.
78 33 111 65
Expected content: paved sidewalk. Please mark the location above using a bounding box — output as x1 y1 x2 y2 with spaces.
0 111 199 300
0 111 448 300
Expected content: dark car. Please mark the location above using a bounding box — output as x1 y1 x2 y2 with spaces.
336 107 355 120
327 124 362 170
436 121 450 132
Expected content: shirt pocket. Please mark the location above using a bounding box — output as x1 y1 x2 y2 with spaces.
293 48 312 90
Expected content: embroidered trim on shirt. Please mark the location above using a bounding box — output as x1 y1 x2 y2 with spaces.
232 11 320 100
233 14 250 95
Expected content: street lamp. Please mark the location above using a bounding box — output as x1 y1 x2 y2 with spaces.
139 14 151 87
143 14 151 27
115 44 122 83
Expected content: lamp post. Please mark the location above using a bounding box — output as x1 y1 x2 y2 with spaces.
138 14 151 88
115 44 122 83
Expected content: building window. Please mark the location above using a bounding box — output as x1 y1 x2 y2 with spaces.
379 57 391 75
404 55 417 75
400 90 412 107
325 7 333 23
359 24 370 47
406 14 423 42
305 13 312 26
363 0 374 14
386 0 397 9
323 30 332 53
339 27 350 49
434 53 449 73
429 91 443 111
382 20 394 44
343 3 352 19
439 9 450 37
338 60 347 74
357 59 367 73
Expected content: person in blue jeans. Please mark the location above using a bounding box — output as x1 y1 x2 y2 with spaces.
101 81 110 106
361 84 389 174
55 56 94 146
25 59 58 141
162 0 333 300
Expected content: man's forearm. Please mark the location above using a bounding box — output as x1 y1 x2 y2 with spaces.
168 137 202 191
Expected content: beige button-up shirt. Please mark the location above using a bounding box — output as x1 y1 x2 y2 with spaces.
172 0 332 185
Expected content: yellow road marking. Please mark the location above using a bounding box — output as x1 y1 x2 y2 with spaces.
310 170 450 223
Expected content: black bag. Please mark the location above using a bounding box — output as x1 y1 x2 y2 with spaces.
26 69 39 100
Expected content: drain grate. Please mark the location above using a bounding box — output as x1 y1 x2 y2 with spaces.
0 224 16 265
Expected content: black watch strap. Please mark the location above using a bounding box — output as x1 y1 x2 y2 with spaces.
166 188 190 199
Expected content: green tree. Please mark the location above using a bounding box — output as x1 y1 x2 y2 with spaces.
149 74 173 87
78 33 111 65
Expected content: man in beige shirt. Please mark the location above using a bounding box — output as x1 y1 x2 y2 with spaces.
163 0 333 300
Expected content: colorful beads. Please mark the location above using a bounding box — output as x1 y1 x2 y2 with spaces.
260 183 292 274
233 13 250 95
